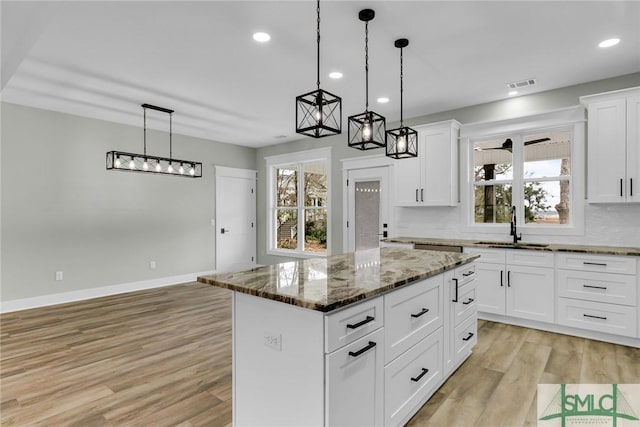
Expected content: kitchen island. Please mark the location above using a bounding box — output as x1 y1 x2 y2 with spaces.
198 247 479 427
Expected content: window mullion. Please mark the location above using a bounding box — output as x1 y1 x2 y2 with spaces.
298 163 304 253
512 134 525 224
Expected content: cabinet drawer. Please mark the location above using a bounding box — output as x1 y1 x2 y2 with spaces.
557 269 637 306
384 328 443 427
556 253 637 275
385 276 442 364
454 315 477 366
557 298 637 338
326 297 384 353
454 282 477 326
326 328 384 427
506 250 554 268
464 248 505 264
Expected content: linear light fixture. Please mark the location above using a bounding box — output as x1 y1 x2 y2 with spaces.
348 9 386 151
295 0 342 138
386 38 417 159
106 104 202 178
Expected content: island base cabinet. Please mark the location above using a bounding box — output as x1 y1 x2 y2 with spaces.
233 293 325 427
454 315 477 366
384 327 443 427
326 328 384 427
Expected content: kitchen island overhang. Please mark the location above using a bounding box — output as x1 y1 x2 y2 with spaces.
198 247 480 427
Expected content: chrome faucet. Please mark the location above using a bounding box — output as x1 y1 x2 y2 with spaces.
510 206 522 244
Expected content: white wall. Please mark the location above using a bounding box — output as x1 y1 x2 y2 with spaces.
1 102 256 305
256 73 640 265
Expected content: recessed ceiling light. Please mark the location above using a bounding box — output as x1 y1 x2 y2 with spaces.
253 32 271 43
598 38 620 48
508 90 518 96
329 72 343 79
377 97 389 103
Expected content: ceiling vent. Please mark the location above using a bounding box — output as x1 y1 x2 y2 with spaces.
507 78 537 89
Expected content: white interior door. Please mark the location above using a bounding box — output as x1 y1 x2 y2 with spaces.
347 166 390 252
216 166 257 273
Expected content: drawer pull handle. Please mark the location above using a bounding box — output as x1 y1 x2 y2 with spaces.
415 189 419 202
411 368 429 382
462 332 474 341
500 270 504 287
346 316 375 330
462 298 475 305
583 313 607 321
411 308 430 318
583 284 607 290
462 271 475 277
348 341 376 358
452 278 459 302
583 261 607 267
507 271 511 287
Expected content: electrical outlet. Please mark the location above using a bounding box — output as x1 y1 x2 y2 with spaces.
55 271 63 281
149 261 156 270
264 332 282 351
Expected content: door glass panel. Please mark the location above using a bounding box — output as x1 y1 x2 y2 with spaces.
355 181 380 250
304 208 327 253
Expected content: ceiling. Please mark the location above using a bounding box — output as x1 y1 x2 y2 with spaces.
2 1 639 148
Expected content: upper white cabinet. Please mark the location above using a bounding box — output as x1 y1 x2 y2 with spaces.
581 87 640 203
393 120 461 206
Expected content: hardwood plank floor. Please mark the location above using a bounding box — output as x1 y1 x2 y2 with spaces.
1 283 638 426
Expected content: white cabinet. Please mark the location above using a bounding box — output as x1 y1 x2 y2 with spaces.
556 253 638 338
393 120 461 206
465 248 555 323
444 263 477 375
581 87 640 203
327 329 384 427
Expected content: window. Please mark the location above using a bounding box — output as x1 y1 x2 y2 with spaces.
267 148 331 257
472 128 574 227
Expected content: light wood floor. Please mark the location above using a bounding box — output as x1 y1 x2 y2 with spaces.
1 283 638 426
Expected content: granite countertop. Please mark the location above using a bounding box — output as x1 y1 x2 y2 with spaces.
197 247 479 313
384 237 640 257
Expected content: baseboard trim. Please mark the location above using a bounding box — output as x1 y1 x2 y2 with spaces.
478 312 640 348
0 270 216 314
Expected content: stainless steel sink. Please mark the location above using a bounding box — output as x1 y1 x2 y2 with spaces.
474 241 549 249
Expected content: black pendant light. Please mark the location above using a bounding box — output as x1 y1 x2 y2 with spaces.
348 9 386 151
386 38 418 159
106 104 203 178
295 0 342 138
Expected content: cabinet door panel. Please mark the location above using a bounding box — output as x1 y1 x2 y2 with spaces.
475 263 506 315
393 155 421 206
506 265 554 323
587 98 627 202
326 329 384 427
422 127 457 206
627 95 640 203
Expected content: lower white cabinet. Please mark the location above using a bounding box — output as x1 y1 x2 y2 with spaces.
384 328 443 426
327 328 384 427
467 248 555 323
557 298 637 337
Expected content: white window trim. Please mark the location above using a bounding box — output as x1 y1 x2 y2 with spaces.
266 147 332 258
459 106 586 237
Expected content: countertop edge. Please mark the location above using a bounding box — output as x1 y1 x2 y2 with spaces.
197 253 480 313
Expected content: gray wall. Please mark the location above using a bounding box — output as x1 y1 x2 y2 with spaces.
1 102 255 301
256 72 640 265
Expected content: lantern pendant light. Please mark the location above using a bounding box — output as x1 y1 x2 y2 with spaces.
348 9 386 150
295 0 342 138
386 38 418 159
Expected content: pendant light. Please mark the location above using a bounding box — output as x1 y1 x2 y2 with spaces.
295 0 342 138
386 38 418 159
106 104 203 178
348 9 386 151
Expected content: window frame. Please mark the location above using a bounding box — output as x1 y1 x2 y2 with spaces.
266 147 332 258
460 106 585 237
